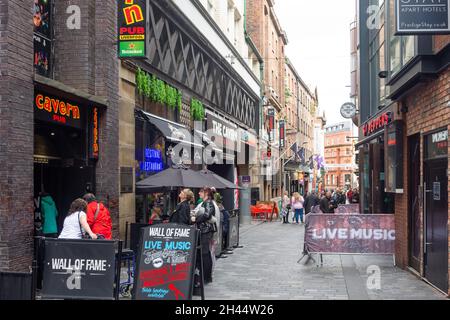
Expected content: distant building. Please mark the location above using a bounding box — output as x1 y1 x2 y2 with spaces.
324 122 357 191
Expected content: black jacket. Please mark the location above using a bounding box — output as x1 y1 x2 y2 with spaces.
320 197 335 213
304 195 320 214
196 200 215 234
170 200 191 225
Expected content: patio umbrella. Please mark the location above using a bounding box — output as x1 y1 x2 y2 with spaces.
198 170 244 190
136 167 226 191
136 167 206 191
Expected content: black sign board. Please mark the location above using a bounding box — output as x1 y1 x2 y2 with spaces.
396 0 450 34
34 34 51 78
41 239 116 300
118 0 147 58
385 121 404 193
133 224 198 300
34 91 85 129
426 129 448 159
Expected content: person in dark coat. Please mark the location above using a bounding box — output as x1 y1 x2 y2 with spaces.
320 191 335 213
304 192 320 215
194 187 216 284
170 189 194 225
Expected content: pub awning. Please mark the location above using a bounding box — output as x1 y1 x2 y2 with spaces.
136 109 203 148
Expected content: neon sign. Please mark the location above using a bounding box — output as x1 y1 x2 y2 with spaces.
141 148 163 173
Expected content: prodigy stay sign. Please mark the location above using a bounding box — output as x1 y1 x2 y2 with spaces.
41 239 116 300
133 224 198 300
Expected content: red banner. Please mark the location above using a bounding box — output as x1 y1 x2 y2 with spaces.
305 214 395 254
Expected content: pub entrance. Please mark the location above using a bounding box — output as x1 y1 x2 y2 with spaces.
34 121 95 234
424 129 448 293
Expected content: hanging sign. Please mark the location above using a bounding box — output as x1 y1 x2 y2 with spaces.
118 0 147 58
279 120 286 149
268 108 275 142
41 239 116 300
89 107 100 160
133 224 198 300
396 0 450 35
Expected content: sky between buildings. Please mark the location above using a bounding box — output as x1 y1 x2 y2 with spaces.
275 0 356 126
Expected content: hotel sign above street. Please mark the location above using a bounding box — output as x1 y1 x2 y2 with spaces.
396 0 450 34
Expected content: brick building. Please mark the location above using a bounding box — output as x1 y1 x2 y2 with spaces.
324 122 357 191
284 59 318 195
357 0 450 296
247 0 288 200
0 0 119 271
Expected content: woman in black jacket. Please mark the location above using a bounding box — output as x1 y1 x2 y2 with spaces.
170 189 194 225
194 187 215 284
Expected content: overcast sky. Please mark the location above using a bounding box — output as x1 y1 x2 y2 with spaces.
275 0 356 125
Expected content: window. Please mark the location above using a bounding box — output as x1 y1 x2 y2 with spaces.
388 0 415 75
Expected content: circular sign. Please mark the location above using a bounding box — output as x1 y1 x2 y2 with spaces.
340 102 357 119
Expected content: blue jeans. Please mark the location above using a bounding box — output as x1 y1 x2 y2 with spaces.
294 209 304 223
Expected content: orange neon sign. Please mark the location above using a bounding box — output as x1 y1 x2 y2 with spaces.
35 93 80 125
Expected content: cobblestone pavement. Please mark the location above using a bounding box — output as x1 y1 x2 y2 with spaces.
202 220 447 300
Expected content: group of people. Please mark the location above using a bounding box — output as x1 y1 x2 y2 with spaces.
281 187 360 220
167 187 224 287
58 194 113 240
281 191 321 224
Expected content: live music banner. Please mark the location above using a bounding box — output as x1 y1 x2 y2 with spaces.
305 214 395 254
133 224 198 300
41 239 116 300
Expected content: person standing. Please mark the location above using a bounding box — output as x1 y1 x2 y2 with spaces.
59 199 97 240
170 189 193 225
83 193 112 240
291 192 305 224
281 191 291 224
193 187 216 284
320 191 335 213
304 192 320 215
40 193 58 238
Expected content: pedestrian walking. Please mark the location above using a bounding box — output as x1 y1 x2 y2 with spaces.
59 199 97 240
281 191 291 224
170 189 194 225
83 193 112 240
291 192 305 224
304 192 320 215
320 191 335 213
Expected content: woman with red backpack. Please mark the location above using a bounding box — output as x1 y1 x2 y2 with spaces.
83 193 113 240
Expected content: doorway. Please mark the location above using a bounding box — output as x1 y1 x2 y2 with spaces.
408 134 421 272
424 130 448 293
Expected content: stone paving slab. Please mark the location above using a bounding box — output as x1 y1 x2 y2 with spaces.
202 221 447 300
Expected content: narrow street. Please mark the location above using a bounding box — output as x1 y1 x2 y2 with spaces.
203 221 446 300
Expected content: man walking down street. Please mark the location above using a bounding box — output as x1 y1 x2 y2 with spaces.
304 192 320 215
320 191 335 213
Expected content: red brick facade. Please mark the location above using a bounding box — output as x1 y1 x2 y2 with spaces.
395 61 450 295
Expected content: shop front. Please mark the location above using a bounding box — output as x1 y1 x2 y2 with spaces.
33 87 103 235
356 108 401 214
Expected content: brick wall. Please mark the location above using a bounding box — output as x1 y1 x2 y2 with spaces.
396 66 450 295
434 35 450 53
53 1 120 237
0 0 35 271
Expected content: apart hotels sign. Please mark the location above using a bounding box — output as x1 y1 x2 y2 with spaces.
396 0 450 34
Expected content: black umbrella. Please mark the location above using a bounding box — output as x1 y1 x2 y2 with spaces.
136 167 224 191
198 170 244 190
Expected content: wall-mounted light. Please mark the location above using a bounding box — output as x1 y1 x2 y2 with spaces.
378 71 388 79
